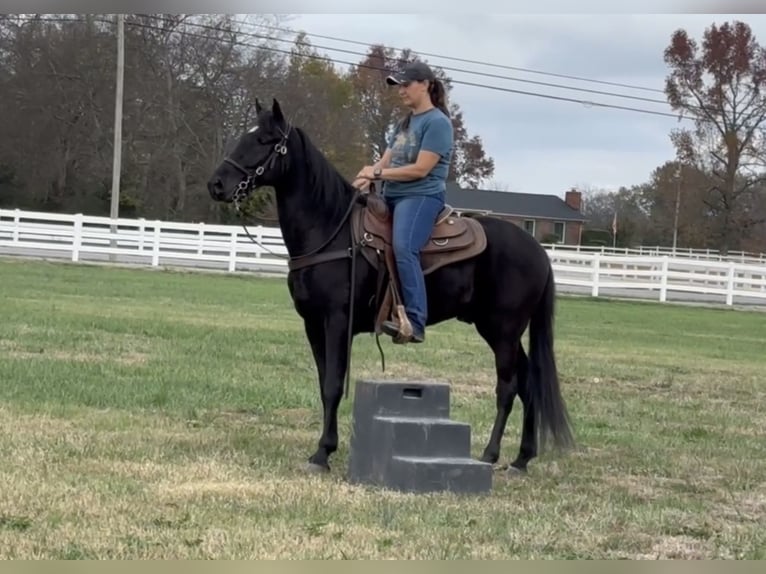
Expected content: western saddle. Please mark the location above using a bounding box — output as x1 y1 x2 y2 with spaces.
351 189 487 342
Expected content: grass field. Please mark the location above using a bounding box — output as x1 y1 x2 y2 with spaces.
1 257 765 559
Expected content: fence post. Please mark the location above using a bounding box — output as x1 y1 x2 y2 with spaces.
725 261 735 306
138 218 146 251
12 208 20 243
591 254 600 298
152 221 161 267
255 225 262 259
198 222 205 255
71 213 83 262
659 256 668 303
229 230 238 272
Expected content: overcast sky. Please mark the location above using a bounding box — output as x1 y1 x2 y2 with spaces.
279 13 766 199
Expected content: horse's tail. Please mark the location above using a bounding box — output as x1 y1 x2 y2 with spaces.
527 263 575 451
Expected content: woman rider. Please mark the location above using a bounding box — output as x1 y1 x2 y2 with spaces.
354 60 454 344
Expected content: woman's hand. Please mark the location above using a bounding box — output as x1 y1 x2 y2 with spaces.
355 165 377 180
352 177 371 191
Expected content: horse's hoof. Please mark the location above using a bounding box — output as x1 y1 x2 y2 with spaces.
304 462 330 474
479 448 499 464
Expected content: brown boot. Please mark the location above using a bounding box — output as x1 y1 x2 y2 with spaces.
381 320 425 344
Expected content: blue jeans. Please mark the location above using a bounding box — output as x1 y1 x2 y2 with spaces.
385 193 445 335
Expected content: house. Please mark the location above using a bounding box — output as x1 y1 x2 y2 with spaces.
445 182 586 245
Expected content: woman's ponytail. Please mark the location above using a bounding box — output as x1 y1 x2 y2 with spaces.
428 79 450 117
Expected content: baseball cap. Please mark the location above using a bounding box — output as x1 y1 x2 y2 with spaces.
386 61 436 85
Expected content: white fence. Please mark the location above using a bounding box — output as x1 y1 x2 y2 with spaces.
2 208 765 307
545 242 766 266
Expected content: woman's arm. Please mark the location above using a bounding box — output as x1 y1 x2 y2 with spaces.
375 147 393 170
378 150 440 181
359 117 453 182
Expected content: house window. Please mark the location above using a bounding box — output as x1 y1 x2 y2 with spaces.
553 221 566 243
523 219 535 235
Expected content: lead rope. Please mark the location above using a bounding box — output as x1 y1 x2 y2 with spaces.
235 204 291 261
233 168 385 401
344 223 359 400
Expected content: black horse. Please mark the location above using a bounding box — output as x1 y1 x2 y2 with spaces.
207 98 574 474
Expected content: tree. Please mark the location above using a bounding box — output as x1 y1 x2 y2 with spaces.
484 179 517 192
0 14 291 223
581 186 651 247
638 160 716 248
664 20 766 253
0 16 498 224
238 33 370 222
348 43 411 162
348 44 495 187
278 33 367 180
447 105 495 188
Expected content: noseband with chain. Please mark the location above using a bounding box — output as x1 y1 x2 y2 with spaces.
222 122 373 399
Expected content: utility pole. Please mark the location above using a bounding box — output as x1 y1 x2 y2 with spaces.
672 164 682 254
110 14 125 256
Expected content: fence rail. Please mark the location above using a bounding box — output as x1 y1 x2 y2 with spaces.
2 208 765 307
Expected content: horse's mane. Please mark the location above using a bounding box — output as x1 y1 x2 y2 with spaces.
291 126 359 223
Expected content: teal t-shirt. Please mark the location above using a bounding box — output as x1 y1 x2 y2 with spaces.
382 107 454 199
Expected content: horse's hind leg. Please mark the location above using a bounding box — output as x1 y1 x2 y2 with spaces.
475 319 524 466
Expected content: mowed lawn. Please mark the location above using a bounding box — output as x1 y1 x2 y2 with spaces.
0 257 764 559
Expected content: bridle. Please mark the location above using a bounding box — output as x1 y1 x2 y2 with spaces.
221 122 376 398
221 122 361 271
222 124 290 212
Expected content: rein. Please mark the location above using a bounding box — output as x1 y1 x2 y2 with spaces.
224 124 383 399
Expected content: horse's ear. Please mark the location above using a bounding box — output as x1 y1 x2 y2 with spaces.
255 98 263 114
272 98 284 124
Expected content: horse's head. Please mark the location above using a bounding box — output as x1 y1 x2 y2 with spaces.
207 97 291 204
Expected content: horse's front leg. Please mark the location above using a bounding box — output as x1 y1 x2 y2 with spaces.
306 313 350 472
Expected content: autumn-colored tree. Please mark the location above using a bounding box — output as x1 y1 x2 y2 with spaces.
232 33 371 222
348 44 495 188
347 44 412 162
278 33 367 179
447 105 495 188
664 20 766 253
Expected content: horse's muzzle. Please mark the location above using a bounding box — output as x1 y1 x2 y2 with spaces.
207 178 226 201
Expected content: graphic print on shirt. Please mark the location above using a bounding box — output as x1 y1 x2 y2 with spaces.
390 129 419 166
382 108 453 199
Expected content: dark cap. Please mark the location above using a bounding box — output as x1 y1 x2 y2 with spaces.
386 61 436 86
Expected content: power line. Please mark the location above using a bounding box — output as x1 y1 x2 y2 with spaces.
11 15 689 121
122 16 686 121
7 13 667 97
139 14 670 107
233 16 667 95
